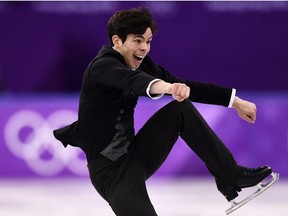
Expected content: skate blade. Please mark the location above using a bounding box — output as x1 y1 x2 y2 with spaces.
225 172 279 215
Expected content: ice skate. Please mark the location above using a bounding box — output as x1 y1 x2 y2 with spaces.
225 169 279 214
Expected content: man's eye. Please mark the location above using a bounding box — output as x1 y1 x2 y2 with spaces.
135 40 141 43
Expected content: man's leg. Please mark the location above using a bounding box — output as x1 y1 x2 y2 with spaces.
109 159 158 216
88 154 158 216
133 99 271 201
175 100 272 200
133 100 237 180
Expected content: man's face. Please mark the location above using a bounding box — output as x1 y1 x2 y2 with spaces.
114 28 153 70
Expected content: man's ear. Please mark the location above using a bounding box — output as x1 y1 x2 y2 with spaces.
112 35 122 48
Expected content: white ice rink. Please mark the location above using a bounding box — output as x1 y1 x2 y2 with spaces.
0 177 287 216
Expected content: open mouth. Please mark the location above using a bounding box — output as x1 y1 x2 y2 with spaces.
133 55 144 61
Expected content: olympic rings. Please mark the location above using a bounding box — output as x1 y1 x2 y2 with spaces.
4 109 88 176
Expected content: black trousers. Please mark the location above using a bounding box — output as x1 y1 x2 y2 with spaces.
88 100 239 216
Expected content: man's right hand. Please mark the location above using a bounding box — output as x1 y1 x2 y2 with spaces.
170 83 190 102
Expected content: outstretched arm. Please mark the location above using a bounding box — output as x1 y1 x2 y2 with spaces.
150 80 256 123
232 96 257 123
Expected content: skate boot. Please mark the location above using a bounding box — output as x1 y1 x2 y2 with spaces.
236 165 272 189
225 165 279 214
217 166 271 201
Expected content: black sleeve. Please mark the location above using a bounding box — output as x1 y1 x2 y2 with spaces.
142 56 233 107
88 56 157 97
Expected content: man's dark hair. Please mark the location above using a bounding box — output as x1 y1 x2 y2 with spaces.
107 6 158 45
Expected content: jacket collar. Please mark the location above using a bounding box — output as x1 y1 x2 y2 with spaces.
96 45 126 64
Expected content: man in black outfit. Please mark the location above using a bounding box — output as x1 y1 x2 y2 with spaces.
54 6 274 215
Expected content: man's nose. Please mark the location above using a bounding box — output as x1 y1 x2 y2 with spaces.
140 43 149 51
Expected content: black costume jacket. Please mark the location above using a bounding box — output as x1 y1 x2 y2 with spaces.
53 45 233 162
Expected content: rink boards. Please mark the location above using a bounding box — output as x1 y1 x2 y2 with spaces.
0 93 287 178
